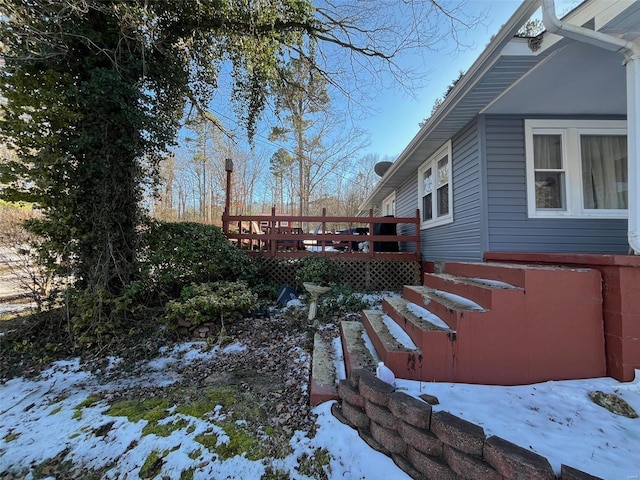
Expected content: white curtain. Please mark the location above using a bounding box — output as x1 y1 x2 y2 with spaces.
581 135 627 210
533 135 562 169
533 135 564 209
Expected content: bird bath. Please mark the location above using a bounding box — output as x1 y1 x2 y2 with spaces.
303 282 331 323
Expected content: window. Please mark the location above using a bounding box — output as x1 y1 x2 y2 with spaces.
418 141 452 227
525 120 627 218
382 191 396 217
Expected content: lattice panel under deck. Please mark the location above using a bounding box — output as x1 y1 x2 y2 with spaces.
257 258 420 291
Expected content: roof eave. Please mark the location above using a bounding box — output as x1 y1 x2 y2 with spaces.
359 0 543 212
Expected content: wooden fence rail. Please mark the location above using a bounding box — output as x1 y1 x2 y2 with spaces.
222 207 421 261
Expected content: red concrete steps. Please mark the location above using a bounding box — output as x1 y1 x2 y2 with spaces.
311 259 608 405
360 309 423 380
310 333 340 406
340 320 379 379
422 272 523 310
403 285 486 332
381 296 462 382
382 296 452 345
442 261 529 288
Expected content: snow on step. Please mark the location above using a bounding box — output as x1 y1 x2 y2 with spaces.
381 314 417 350
384 296 451 332
406 302 454 332
430 289 485 311
468 277 520 289
332 337 347 381
340 321 380 373
310 333 340 405
312 333 337 387
361 327 381 364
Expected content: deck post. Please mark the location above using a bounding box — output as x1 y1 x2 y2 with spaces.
321 208 327 255
415 208 421 262
368 209 374 258
224 158 233 234
270 206 277 257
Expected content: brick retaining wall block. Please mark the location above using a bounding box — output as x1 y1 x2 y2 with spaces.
560 465 603 480
338 379 365 408
431 411 486 456
398 421 443 457
392 454 424 480
341 400 370 430
357 370 396 407
348 368 373 388
407 446 459 480
443 444 502 480
370 420 407 455
388 391 432 429
365 400 398 429
484 435 556 480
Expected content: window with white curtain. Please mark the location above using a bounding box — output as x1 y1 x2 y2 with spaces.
418 141 453 227
525 120 627 218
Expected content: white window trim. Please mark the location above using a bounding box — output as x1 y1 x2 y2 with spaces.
418 141 453 228
525 119 628 219
382 191 396 217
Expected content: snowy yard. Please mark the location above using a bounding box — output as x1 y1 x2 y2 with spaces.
0 302 639 479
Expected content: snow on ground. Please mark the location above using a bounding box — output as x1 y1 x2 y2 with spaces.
398 374 640 480
0 341 408 480
0 336 639 479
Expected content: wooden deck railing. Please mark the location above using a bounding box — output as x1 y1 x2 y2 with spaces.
222 207 421 260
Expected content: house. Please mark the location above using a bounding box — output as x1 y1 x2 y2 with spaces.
345 0 640 387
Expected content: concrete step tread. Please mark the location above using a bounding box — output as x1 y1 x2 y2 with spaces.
311 332 338 387
341 320 379 373
405 285 487 313
310 333 341 406
449 261 594 272
384 297 453 332
362 310 421 353
427 273 522 290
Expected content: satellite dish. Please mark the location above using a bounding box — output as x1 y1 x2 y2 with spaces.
374 161 393 177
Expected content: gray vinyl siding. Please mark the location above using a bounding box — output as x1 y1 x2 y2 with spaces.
395 171 418 253
394 119 484 261
485 115 629 254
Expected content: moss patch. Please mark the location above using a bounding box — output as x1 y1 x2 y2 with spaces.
187 449 202 460
49 405 63 415
261 467 291 480
195 420 265 461
175 386 237 419
139 450 164 479
3 431 20 442
105 386 241 440
142 418 190 437
180 469 195 480
295 448 331 479
589 391 638 418
73 394 103 419
107 397 169 423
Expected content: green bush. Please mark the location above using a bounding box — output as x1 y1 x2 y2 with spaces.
70 286 141 347
295 256 340 288
314 285 373 322
139 221 258 298
165 281 259 328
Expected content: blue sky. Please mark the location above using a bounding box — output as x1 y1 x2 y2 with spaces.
360 0 581 160
205 0 581 164
361 0 521 159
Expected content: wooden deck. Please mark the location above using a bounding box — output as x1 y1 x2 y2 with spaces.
222 208 421 261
